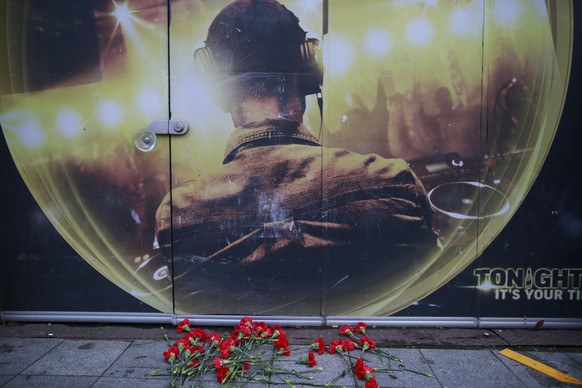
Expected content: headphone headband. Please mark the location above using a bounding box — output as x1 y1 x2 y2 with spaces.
194 38 323 110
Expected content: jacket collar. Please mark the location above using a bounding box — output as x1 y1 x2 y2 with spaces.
223 118 321 163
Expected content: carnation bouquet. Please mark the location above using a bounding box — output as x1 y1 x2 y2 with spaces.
151 317 431 387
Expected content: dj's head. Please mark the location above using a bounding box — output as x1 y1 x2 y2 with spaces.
195 0 323 111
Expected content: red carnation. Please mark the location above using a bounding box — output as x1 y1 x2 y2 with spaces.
213 357 223 369
328 340 344 354
365 377 379 388
219 338 235 358
355 322 367 335
174 338 190 352
274 335 291 356
343 339 356 351
216 365 230 383
190 328 207 343
208 331 222 345
298 349 318 367
360 336 376 350
231 324 252 340
308 350 317 367
259 326 273 339
271 325 287 339
353 358 375 380
163 345 180 363
240 316 253 327
339 324 354 337
252 321 270 337
239 324 252 338
176 319 191 333
310 337 326 355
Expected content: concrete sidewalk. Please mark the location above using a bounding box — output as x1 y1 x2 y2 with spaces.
1 323 581 387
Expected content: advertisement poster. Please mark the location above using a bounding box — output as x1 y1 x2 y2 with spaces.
0 0 579 324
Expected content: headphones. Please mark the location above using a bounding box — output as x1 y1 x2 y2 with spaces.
194 38 323 111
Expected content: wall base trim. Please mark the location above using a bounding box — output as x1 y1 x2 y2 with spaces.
2 311 581 329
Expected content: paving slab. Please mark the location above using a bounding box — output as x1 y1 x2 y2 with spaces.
366 348 441 387
497 349 582 388
21 339 130 376
0 338 62 375
195 345 285 388
521 350 582 377
0 375 15 385
271 347 356 387
2 375 98 387
93 376 168 387
420 348 525 388
102 339 167 379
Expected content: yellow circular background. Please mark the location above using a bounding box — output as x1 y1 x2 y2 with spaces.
0 0 573 316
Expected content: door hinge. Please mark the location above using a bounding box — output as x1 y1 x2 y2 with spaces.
149 119 189 135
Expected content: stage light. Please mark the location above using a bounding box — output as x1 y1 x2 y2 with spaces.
97 99 124 128
326 35 354 76
364 28 392 57
108 0 148 51
450 6 482 38
491 0 522 26
406 18 434 47
112 1 133 26
137 89 163 115
56 109 83 138
20 119 45 148
344 93 353 107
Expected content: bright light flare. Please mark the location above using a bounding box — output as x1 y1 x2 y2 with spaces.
476 281 497 291
97 100 124 128
56 109 83 138
108 0 150 52
450 6 482 39
326 36 354 76
344 93 353 107
491 0 523 26
364 28 392 57
19 119 45 148
406 18 434 47
112 2 133 25
137 89 163 115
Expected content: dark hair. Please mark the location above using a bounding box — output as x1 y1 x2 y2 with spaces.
205 0 307 76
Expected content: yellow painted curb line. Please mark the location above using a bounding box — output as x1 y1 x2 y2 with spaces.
499 348 582 385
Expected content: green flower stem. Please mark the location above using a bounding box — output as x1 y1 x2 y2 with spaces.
398 366 433 378
329 368 350 386
373 348 403 362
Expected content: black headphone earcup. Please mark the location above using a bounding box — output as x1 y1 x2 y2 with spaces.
299 38 323 95
193 46 216 74
193 46 230 112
